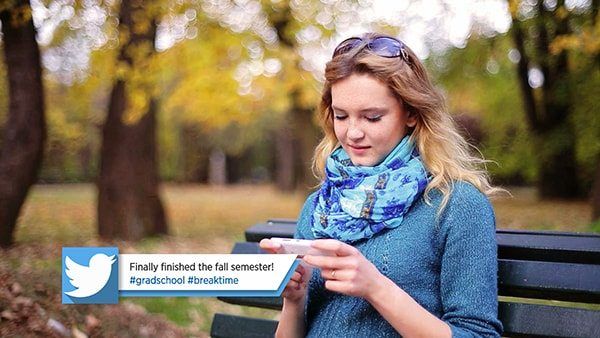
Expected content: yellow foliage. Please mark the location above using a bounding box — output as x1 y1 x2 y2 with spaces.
0 0 17 13
159 25 268 131
117 33 164 124
46 104 85 148
115 61 130 81
556 6 569 21
118 28 131 49
550 35 581 55
124 83 149 124
132 9 151 35
550 25 600 56
508 0 520 18
8 4 32 27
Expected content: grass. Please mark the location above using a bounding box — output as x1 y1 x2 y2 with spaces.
16 184 595 246
8 183 598 335
15 184 307 245
12 183 305 335
492 186 593 232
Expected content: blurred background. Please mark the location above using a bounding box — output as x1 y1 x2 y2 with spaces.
0 0 598 336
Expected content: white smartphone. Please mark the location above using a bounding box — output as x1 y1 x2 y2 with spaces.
270 237 328 257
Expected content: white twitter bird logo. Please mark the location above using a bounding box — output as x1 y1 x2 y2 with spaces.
64 253 116 298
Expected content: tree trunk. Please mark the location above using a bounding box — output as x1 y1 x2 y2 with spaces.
78 142 93 180
510 8 581 199
275 124 295 191
534 107 580 198
292 92 319 190
97 0 167 240
179 123 208 182
591 160 600 222
0 1 46 248
208 148 227 185
265 2 317 191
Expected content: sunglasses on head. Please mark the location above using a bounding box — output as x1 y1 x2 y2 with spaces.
332 36 410 63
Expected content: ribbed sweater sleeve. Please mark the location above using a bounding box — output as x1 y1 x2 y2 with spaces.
439 183 503 337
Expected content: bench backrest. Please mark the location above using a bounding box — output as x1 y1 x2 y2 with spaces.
221 219 600 337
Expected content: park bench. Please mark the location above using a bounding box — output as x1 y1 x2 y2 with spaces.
210 219 600 338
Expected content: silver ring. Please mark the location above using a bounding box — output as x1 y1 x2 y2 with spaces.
331 270 336 278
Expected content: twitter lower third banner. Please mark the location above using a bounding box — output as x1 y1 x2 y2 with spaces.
61 247 299 304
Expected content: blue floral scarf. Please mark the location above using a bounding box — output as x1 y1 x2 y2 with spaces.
312 136 429 243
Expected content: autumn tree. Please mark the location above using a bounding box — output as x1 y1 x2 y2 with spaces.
156 14 279 184
97 0 167 240
508 0 599 198
433 34 537 185
0 0 46 247
262 1 323 191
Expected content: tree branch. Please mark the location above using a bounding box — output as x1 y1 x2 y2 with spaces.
546 0 571 125
535 0 552 127
510 18 540 131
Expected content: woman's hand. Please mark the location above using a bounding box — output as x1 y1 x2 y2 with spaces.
259 239 308 303
302 239 384 301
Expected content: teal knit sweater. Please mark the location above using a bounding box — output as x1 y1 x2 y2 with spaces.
294 181 503 337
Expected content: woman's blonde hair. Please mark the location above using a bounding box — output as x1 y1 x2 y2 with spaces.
313 33 503 212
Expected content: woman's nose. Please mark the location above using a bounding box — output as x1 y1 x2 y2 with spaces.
347 122 365 141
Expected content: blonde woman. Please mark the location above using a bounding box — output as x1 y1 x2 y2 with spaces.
261 32 503 338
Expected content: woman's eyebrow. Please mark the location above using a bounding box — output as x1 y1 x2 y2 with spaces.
360 107 386 113
331 105 346 112
332 105 386 113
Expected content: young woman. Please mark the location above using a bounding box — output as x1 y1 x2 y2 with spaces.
261 32 503 338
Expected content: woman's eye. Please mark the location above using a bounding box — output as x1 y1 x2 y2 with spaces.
366 116 382 122
334 115 348 120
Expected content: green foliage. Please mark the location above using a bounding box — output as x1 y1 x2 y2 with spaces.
8 0 595 186
433 34 537 184
570 52 600 187
434 13 599 186
590 220 600 233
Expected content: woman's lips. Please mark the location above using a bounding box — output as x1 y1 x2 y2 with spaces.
348 144 370 155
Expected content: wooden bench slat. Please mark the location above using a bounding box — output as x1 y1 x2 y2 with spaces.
245 221 296 242
217 295 282 309
228 242 600 306
217 242 283 308
499 302 600 337
265 218 297 224
497 230 600 264
210 313 277 338
245 222 600 265
230 242 266 254
498 259 600 303
212 303 600 338
215 220 600 338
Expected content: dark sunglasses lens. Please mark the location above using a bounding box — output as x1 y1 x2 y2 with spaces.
333 38 362 57
368 37 403 57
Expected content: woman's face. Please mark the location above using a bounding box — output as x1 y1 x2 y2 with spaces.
331 73 416 166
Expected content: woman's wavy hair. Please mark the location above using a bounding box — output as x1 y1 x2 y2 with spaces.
313 32 504 212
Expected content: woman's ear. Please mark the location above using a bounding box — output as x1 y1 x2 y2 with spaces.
403 103 418 128
406 113 417 128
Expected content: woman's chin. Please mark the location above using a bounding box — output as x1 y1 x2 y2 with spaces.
349 157 378 167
